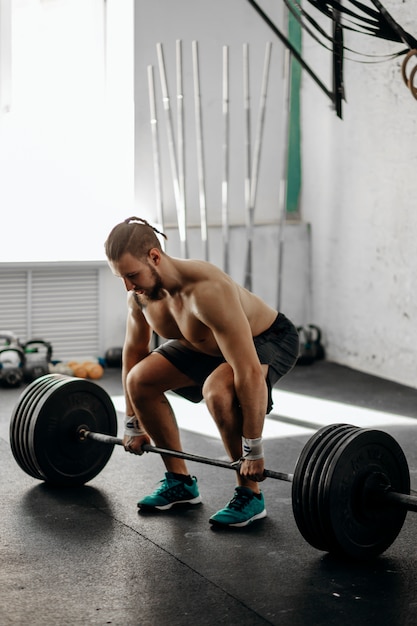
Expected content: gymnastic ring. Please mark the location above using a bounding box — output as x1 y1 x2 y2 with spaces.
408 65 417 101
401 49 417 88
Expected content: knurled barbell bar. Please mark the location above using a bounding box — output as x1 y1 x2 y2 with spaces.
9 374 416 560
78 428 293 481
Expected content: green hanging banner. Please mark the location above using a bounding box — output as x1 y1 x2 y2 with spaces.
286 8 302 216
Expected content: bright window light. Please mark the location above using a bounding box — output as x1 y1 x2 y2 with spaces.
0 0 133 263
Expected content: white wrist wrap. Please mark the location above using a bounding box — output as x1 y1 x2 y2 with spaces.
124 415 146 437
242 436 264 460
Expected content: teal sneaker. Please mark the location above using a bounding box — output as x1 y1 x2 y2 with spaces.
209 487 267 528
137 473 202 511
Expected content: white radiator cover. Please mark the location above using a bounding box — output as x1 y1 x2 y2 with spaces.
0 263 101 361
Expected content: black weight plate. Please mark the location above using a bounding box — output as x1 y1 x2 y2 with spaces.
297 425 351 550
292 424 347 548
321 429 410 560
9 375 46 476
305 425 359 549
23 375 71 479
292 424 356 550
305 425 359 551
19 375 67 478
9 375 64 479
16 375 68 478
300 425 358 551
28 377 118 486
312 426 360 551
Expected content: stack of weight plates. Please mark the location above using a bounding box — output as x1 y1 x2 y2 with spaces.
9 374 118 486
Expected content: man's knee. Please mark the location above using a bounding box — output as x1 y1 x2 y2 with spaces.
126 362 157 403
202 374 236 415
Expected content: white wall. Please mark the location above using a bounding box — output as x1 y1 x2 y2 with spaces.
301 1 417 387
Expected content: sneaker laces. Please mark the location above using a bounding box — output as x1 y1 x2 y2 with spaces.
227 490 253 512
152 477 174 494
153 477 189 498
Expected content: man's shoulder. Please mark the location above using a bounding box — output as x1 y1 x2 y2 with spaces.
184 272 240 311
183 259 234 286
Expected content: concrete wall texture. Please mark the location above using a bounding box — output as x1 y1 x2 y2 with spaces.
300 1 417 387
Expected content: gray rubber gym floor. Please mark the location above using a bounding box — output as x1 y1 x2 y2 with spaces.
2 361 417 626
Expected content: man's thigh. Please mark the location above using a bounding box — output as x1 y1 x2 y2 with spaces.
152 339 225 402
130 352 198 392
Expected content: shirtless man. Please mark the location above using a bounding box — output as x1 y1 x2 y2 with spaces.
104 217 299 527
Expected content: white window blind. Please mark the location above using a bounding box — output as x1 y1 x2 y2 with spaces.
0 266 100 360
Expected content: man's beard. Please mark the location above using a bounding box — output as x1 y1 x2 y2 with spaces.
145 265 165 301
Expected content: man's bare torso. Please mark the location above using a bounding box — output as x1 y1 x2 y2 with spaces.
131 258 277 357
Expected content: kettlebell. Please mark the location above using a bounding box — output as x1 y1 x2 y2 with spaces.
296 326 316 365
308 325 325 361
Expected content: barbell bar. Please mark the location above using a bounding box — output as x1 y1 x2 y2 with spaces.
8 374 417 560
78 428 294 482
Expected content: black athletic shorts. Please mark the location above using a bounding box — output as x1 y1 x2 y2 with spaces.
153 312 299 414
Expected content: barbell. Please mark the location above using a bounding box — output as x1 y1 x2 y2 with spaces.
9 374 416 561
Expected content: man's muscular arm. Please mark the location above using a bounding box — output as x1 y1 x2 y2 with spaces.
122 292 153 452
193 280 268 481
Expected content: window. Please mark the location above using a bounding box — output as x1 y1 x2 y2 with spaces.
0 0 133 262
